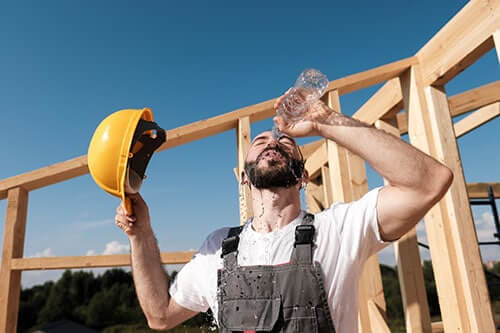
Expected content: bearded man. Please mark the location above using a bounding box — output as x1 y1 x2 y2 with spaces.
115 92 453 332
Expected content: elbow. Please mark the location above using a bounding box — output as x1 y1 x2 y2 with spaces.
147 315 170 331
428 165 453 204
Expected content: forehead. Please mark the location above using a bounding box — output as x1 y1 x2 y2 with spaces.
251 131 297 145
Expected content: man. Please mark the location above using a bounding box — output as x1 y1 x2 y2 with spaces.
115 92 453 332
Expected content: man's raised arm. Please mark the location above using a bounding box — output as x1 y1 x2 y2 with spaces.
274 97 453 241
115 193 199 330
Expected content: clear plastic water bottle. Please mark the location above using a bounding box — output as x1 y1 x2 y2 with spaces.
273 68 329 138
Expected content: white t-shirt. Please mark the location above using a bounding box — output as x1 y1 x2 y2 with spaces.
170 187 389 332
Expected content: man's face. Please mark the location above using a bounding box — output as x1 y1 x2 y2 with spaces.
244 131 304 189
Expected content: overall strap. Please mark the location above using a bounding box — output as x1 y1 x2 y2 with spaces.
221 225 244 270
291 213 315 264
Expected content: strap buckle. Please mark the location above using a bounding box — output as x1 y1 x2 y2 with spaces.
221 236 240 257
294 225 315 246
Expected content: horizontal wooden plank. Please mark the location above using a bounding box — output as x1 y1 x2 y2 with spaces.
397 81 500 134
416 0 499 86
0 156 88 200
158 100 276 152
454 102 500 138
467 182 500 199
352 78 403 125
448 81 500 117
10 251 195 270
328 57 417 95
0 59 418 196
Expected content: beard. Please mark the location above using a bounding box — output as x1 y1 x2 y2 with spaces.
244 145 304 189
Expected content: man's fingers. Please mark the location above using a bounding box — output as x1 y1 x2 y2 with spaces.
274 89 293 110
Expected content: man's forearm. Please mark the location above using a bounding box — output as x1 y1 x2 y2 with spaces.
130 231 170 326
315 111 446 192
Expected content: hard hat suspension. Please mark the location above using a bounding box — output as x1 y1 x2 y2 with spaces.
126 119 166 193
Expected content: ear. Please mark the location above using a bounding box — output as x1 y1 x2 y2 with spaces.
302 168 310 184
241 170 251 188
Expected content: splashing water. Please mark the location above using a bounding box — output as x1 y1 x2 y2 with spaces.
271 125 282 140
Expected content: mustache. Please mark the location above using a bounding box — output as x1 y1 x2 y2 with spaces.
256 145 291 163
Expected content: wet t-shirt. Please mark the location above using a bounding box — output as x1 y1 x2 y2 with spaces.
169 187 389 333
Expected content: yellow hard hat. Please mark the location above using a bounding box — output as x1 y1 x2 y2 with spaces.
88 108 166 213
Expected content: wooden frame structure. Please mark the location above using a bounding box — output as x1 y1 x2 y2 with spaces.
1 1 499 332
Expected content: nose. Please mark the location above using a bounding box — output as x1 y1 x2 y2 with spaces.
265 139 280 149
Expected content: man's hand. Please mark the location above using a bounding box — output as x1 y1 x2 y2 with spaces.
273 89 336 138
115 193 152 237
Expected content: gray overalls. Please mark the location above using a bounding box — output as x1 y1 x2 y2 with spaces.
217 214 336 332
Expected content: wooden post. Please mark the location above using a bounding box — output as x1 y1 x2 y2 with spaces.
320 166 332 206
237 117 253 225
401 64 495 332
367 300 391 333
323 90 388 333
0 187 29 333
324 90 353 204
376 119 431 333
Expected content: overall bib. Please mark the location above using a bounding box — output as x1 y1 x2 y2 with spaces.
217 214 336 332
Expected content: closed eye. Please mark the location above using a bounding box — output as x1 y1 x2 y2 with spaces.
279 137 295 146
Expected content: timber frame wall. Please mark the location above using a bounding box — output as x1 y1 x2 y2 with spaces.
1 1 499 332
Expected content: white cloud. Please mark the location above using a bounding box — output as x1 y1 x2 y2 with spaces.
480 211 494 225
474 211 497 242
85 240 130 257
31 248 54 258
102 240 130 255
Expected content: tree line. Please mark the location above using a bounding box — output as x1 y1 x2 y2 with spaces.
18 262 500 332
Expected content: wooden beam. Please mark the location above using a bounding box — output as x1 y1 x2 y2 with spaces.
328 57 417 95
376 119 432 333
304 141 327 179
4 58 493 201
402 65 495 332
0 156 88 200
300 139 326 160
0 187 29 333
305 191 323 214
397 81 500 135
358 1 500 129
325 90 353 203
10 251 195 271
323 91 388 333
344 136 388 333
237 117 253 224
454 102 500 138
402 65 467 331
320 166 333 207
367 300 391 333
305 181 325 209
467 182 500 199
158 100 276 152
353 78 403 125
416 0 499 86
448 81 500 117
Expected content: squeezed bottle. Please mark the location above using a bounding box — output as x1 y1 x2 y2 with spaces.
272 68 329 139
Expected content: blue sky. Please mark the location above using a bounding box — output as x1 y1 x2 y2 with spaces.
0 1 498 288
